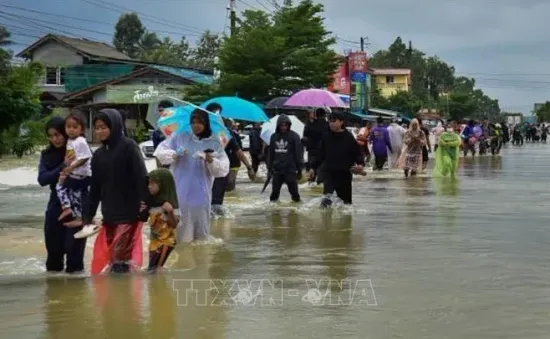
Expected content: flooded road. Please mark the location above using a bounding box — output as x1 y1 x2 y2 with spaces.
1 144 550 338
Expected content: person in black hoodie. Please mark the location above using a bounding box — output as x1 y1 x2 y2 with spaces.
38 116 87 273
248 122 264 174
267 114 304 202
310 112 365 207
302 107 330 184
82 109 149 273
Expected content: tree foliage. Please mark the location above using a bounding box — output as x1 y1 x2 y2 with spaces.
113 14 220 70
369 37 501 120
535 101 550 122
0 26 45 156
189 31 221 69
113 13 147 59
217 0 341 100
0 60 44 133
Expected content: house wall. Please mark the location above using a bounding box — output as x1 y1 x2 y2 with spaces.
374 74 409 98
31 41 84 93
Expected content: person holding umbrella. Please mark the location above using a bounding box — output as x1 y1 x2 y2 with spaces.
302 107 329 184
153 101 174 168
267 114 304 203
207 104 255 217
309 112 365 208
249 122 264 175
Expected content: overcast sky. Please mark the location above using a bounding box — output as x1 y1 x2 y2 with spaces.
3 0 549 113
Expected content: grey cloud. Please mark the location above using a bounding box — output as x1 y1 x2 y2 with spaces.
24 0 550 112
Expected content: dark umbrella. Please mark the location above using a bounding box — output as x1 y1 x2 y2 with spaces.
264 97 289 110
265 96 304 111
260 172 272 194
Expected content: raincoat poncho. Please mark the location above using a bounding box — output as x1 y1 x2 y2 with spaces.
432 131 461 177
398 119 427 172
387 122 406 168
154 109 229 243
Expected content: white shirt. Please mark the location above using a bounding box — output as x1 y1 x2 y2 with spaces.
67 136 92 178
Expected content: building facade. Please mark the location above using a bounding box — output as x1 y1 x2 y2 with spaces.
17 34 214 141
370 68 411 98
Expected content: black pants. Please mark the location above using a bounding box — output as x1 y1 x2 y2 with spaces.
250 153 261 174
211 175 228 205
270 172 300 202
44 197 87 273
373 155 387 171
323 170 353 204
307 152 323 184
148 245 174 272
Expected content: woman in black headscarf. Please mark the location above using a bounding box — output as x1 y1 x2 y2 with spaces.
37 116 87 273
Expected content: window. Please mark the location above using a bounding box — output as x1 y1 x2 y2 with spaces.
386 75 394 84
44 67 65 86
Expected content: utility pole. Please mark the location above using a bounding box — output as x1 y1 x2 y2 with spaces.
359 36 369 110
230 0 236 36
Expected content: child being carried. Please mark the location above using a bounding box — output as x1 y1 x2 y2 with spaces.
56 112 92 223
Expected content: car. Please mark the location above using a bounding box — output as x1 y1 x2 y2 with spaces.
140 139 155 158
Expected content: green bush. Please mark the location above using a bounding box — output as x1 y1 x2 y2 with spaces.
130 124 149 143
0 114 50 158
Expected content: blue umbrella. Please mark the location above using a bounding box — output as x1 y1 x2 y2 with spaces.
200 96 269 122
157 101 233 147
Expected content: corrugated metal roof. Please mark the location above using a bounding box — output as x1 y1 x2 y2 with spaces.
55 35 133 61
150 65 213 85
17 34 133 61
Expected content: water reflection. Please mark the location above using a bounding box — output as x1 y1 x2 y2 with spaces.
433 177 460 229
402 178 430 230
44 277 98 339
147 275 176 339
319 212 352 282
269 210 300 249
92 275 147 338
170 246 227 339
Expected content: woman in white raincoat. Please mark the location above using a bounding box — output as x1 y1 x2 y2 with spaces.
154 109 229 243
387 118 406 168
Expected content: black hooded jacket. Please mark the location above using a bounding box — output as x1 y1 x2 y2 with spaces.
303 118 329 153
312 129 364 172
267 114 304 174
83 109 148 225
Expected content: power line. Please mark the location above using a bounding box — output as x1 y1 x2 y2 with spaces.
0 4 204 38
79 0 210 35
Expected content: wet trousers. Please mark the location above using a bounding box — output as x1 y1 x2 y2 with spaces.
307 151 323 184
270 172 300 202
44 189 88 273
373 154 387 171
323 170 353 204
211 175 228 206
250 153 262 174
148 245 174 272
211 168 238 206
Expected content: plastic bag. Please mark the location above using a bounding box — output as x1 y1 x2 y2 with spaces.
91 222 144 275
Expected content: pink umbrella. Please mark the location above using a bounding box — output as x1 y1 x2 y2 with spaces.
284 89 347 108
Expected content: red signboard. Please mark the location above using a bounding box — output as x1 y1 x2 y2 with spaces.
328 61 350 94
348 51 368 73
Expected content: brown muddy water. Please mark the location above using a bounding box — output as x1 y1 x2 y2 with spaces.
1 144 550 338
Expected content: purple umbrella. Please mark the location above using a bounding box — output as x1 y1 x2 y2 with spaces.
284 89 347 108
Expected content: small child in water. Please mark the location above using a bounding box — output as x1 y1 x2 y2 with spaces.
56 112 92 222
144 168 179 272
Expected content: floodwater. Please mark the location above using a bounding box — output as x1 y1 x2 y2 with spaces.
1 144 550 338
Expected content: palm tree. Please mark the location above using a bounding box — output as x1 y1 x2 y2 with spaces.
0 26 13 47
